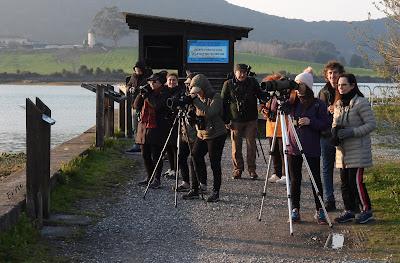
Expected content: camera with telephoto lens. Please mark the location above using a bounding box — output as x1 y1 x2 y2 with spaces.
166 93 193 109
139 83 151 95
331 125 345 146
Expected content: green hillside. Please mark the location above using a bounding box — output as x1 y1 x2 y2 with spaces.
0 47 377 77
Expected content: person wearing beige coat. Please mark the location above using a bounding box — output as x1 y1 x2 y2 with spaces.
332 73 376 224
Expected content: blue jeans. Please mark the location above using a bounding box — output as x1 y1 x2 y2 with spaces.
320 137 336 202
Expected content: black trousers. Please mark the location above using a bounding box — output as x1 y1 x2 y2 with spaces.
288 155 323 210
191 134 227 192
340 168 372 212
141 144 163 181
269 137 284 178
166 145 177 171
178 141 195 184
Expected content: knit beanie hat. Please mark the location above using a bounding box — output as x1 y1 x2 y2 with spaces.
295 66 314 89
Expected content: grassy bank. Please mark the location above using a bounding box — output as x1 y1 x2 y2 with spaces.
362 162 400 261
373 104 400 135
0 153 26 179
0 48 377 77
0 138 134 262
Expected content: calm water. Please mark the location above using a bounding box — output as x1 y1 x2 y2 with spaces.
0 85 96 153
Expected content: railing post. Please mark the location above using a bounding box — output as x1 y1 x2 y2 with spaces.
126 88 133 138
96 84 105 148
119 87 126 136
107 85 115 137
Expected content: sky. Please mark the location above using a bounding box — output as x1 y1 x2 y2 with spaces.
225 0 385 22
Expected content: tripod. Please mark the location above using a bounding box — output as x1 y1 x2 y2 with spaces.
258 101 333 235
143 107 203 207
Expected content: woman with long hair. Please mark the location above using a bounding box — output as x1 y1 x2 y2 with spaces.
332 73 376 224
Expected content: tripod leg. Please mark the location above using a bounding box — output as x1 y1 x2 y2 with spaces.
174 117 182 208
258 113 281 221
286 116 333 228
143 115 179 199
280 113 294 235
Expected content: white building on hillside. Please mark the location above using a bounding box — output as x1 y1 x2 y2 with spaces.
88 30 96 48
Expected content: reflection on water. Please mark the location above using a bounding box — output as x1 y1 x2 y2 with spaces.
0 84 96 153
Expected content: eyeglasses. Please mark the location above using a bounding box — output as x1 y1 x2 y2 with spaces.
338 83 350 87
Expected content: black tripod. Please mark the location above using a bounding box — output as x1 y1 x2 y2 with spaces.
143 107 203 207
258 100 333 235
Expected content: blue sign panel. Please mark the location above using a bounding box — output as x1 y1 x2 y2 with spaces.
187 40 229 63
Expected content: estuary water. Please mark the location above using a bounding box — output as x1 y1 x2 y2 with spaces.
0 84 96 153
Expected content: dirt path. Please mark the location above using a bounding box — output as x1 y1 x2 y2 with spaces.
51 140 386 263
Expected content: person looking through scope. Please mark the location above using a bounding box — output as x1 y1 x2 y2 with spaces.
125 61 153 154
134 72 170 189
286 67 330 225
332 73 376 224
260 73 286 185
183 74 227 202
221 63 262 180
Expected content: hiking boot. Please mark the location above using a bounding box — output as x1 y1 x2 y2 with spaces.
149 179 161 189
324 200 337 212
207 191 220 202
314 208 328 225
174 181 190 192
355 210 374 224
232 170 242 179
182 189 199 200
334 210 355 223
291 208 301 222
249 171 258 180
267 174 280 183
137 179 150 186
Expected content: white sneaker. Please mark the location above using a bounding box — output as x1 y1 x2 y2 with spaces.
267 174 280 183
276 176 287 184
163 169 172 176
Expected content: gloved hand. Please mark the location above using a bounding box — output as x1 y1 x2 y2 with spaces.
337 128 354 140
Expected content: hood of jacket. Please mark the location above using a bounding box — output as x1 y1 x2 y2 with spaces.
190 74 215 99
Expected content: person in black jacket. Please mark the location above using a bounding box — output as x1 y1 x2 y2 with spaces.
134 72 169 189
221 64 262 180
125 61 152 154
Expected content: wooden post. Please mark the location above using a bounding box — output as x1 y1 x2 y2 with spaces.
107 85 115 137
26 98 41 221
126 88 133 138
119 88 126 136
35 97 51 219
96 84 105 148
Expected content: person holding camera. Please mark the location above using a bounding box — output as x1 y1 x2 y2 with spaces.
318 61 345 211
332 73 376 224
287 67 329 225
260 73 286 184
125 61 153 154
221 63 262 180
182 74 227 202
134 72 170 189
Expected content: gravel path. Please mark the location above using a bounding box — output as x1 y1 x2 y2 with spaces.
52 138 391 263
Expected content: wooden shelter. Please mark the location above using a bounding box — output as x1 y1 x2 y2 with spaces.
124 12 252 87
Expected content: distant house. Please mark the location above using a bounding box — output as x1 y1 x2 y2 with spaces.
0 36 32 47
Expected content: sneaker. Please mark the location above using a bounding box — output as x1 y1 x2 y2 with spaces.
315 208 328 225
291 208 301 222
232 170 242 179
174 181 190 192
249 171 258 180
199 183 208 194
182 189 199 200
149 179 161 189
334 210 355 223
276 176 287 184
137 179 150 186
164 169 176 179
207 191 220 202
355 210 374 224
267 174 281 183
125 145 141 154
324 200 337 212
